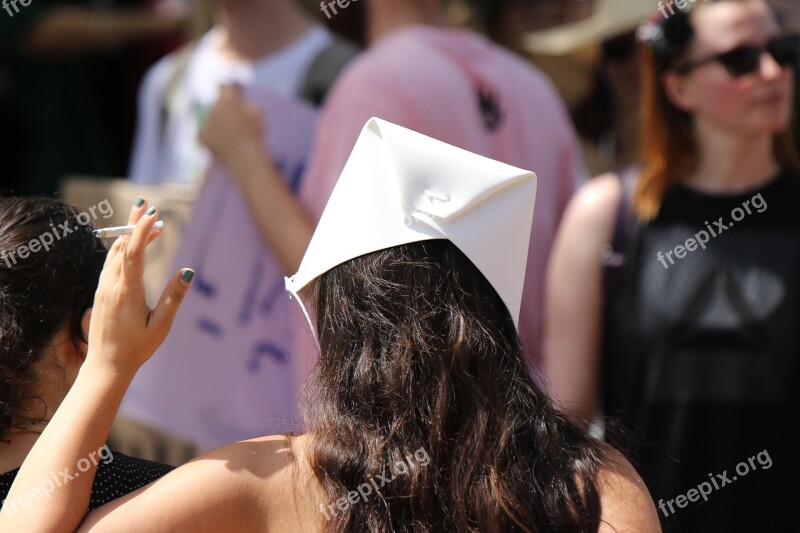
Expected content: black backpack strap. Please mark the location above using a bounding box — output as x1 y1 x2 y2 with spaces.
612 169 636 257
298 37 361 107
602 167 639 301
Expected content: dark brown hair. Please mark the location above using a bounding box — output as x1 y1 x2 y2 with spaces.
636 0 800 220
305 240 606 532
0 198 107 440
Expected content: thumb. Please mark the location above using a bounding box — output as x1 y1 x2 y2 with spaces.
150 268 194 339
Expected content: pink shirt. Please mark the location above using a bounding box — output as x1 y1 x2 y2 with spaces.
301 26 581 359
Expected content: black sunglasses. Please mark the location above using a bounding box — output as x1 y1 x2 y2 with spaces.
674 34 799 78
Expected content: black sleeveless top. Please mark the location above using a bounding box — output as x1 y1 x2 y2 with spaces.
0 450 174 512
604 172 800 532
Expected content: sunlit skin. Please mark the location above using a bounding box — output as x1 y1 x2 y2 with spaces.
683 2 794 134
543 1 797 432
662 0 794 193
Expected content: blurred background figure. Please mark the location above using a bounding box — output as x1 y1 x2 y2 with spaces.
483 0 595 117
544 1 800 531
114 0 360 461
129 0 358 186
0 0 190 195
503 0 655 177
298 0 586 364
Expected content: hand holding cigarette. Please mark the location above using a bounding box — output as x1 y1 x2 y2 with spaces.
94 220 164 238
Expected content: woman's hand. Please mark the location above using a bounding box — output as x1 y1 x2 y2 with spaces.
195 84 313 274
199 84 265 169
0 198 194 533
85 198 193 378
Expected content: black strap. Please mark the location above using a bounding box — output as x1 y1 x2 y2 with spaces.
298 37 361 107
602 168 640 304
155 37 359 150
610 168 637 259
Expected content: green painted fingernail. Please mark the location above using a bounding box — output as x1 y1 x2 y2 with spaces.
135 196 144 207
181 269 195 283
146 206 157 216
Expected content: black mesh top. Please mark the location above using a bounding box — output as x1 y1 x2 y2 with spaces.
0 450 174 512
604 172 800 532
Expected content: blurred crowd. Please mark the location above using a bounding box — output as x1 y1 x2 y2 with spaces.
2 0 800 531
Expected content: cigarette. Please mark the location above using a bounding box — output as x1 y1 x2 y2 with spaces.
93 220 164 238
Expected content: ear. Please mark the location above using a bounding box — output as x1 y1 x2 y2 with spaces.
662 70 698 113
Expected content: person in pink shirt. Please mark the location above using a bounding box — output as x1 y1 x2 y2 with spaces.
199 0 583 363
299 0 584 360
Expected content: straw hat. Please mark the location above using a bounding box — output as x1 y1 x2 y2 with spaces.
523 0 658 55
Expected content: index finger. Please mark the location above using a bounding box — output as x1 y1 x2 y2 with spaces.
105 197 149 268
120 205 159 283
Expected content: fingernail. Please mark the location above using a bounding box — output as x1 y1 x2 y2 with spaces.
134 196 145 207
146 206 157 216
181 269 195 283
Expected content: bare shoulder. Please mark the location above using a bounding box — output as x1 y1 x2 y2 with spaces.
228 433 323 531
204 434 296 475
204 433 313 495
565 172 624 236
77 436 301 532
597 447 662 533
550 172 625 274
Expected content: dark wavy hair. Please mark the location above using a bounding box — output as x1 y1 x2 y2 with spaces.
303 239 606 532
0 198 107 441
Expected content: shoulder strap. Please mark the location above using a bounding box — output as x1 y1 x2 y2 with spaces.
611 170 632 253
602 168 640 301
298 37 360 107
610 168 636 259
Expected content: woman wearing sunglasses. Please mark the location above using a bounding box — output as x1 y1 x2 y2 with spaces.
544 1 800 531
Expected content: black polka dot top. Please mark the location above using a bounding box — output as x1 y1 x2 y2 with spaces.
0 450 174 511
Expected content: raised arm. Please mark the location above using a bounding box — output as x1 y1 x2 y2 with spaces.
542 173 621 427
0 200 192 532
199 85 314 275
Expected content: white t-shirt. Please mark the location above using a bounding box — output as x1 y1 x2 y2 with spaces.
129 25 333 185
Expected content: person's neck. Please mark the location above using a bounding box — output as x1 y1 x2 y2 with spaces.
367 0 443 44
218 0 315 62
683 124 780 194
0 373 66 474
0 431 42 475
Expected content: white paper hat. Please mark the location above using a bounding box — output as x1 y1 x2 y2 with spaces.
285 118 537 339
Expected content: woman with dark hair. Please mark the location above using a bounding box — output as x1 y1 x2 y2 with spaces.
0 198 175 509
0 121 658 532
544 0 800 531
